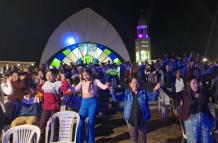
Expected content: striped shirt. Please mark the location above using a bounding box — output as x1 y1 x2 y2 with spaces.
42 81 62 110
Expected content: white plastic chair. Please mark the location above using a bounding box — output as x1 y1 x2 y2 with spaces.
45 111 80 143
2 125 40 143
158 89 171 109
208 103 216 130
158 89 174 120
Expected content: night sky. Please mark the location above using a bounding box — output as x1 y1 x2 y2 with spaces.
0 0 217 62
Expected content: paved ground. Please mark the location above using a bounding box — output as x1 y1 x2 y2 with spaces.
94 108 218 143
1 108 217 143
95 111 182 143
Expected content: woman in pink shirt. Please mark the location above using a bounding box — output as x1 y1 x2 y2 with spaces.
74 68 110 143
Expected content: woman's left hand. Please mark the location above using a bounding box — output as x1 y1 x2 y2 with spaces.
105 82 111 88
154 83 161 91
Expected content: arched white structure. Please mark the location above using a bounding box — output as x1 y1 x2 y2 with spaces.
40 8 130 64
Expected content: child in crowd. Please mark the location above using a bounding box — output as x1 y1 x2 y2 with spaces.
39 70 62 143
73 68 110 143
11 86 41 127
35 70 45 101
59 72 74 110
124 77 160 143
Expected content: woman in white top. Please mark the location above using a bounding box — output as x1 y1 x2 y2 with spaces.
175 70 185 93
173 70 185 108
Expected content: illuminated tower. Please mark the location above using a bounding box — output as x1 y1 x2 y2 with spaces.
135 14 151 63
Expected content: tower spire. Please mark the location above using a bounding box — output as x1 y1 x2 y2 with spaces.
135 11 151 63
138 9 147 26
136 12 148 39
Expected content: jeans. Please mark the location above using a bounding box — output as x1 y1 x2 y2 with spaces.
77 97 98 143
39 110 58 143
184 112 214 143
127 123 147 143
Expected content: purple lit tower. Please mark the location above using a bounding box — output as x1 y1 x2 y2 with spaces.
135 13 151 63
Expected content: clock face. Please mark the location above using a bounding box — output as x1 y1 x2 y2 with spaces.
49 42 122 68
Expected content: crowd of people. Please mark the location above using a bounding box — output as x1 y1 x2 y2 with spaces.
0 52 217 143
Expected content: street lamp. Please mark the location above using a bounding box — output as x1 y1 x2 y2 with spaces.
202 57 208 62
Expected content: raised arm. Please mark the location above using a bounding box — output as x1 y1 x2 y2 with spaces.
71 81 82 93
146 83 160 101
95 79 109 90
146 90 159 101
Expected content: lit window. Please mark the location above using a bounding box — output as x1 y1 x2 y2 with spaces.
142 45 149 48
48 42 122 68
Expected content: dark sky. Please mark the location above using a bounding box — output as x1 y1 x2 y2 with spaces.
0 0 217 62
